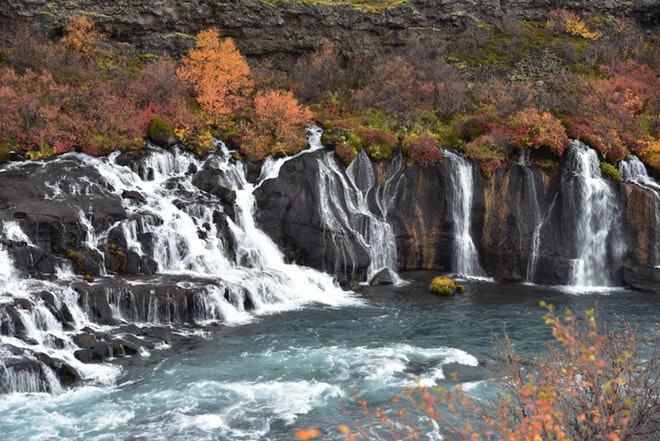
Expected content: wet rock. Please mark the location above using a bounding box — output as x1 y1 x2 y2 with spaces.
192 168 237 205
255 150 371 282
73 332 98 349
74 339 139 363
369 268 396 286
623 265 660 292
33 352 80 387
122 190 147 204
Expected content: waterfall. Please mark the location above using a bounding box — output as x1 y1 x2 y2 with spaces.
316 149 403 284
518 150 544 283
0 130 358 393
619 155 660 266
564 141 620 287
442 150 485 278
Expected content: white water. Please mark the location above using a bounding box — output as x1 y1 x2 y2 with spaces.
619 155 660 266
564 141 620 289
442 150 485 278
519 151 545 283
0 130 359 393
316 149 403 283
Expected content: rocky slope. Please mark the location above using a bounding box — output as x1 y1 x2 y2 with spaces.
2 0 658 66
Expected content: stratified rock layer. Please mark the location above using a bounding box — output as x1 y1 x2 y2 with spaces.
1 0 657 68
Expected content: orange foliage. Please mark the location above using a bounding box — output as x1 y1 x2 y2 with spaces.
510 107 569 156
177 28 253 125
341 305 659 441
237 89 313 161
61 15 106 57
294 428 322 440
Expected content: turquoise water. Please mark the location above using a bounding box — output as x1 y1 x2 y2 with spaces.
1 273 658 440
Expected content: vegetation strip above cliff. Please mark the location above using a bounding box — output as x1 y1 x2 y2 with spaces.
0 7 658 178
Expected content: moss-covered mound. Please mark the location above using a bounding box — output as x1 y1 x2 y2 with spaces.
429 276 464 296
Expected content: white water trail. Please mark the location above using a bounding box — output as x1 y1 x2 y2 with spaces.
519 150 544 283
565 141 620 289
442 150 485 278
316 149 403 284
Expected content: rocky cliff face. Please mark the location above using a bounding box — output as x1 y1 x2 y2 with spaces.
2 0 657 66
255 146 660 291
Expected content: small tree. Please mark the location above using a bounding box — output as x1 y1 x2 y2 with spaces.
238 89 313 160
176 28 253 125
61 15 106 58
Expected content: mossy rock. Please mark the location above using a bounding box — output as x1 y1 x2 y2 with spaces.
599 161 622 183
147 117 177 147
429 276 464 296
66 249 85 266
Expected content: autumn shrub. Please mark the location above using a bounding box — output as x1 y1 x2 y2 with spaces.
235 123 271 163
127 55 199 136
509 107 569 156
339 304 659 441
464 132 507 179
251 89 314 157
335 135 362 166
60 15 106 58
356 127 398 161
640 140 660 176
292 40 346 103
401 132 442 167
600 161 623 182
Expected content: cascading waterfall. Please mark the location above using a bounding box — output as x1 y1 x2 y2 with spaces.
316 149 403 283
619 155 660 266
0 129 357 393
564 141 620 287
442 150 485 278
519 150 544 283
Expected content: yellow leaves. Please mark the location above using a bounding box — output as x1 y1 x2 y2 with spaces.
338 424 350 434
294 428 321 440
565 15 603 40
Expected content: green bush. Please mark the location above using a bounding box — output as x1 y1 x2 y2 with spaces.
600 161 623 182
147 117 177 147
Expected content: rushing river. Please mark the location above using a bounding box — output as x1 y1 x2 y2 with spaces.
1 274 657 441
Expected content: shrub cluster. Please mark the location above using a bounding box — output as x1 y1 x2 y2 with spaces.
0 17 312 163
0 8 657 175
289 9 657 175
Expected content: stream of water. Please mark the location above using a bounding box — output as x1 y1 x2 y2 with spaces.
1 276 657 440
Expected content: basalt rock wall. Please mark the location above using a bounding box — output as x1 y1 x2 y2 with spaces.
255 149 660 291
1 0 657 67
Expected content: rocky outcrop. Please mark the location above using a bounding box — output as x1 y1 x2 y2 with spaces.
255 149 372 281
254 147 660 290
1 0 657 68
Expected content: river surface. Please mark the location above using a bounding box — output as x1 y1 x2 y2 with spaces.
1 273 657 441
